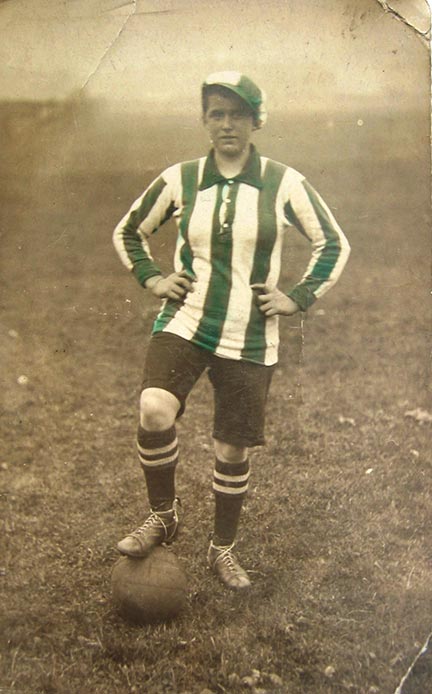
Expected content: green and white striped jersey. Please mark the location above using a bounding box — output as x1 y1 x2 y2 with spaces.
113 146 350 366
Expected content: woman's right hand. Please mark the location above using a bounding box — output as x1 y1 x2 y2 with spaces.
147 270 196 300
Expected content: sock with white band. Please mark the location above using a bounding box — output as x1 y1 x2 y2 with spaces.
212 458 250 547
137 425 178 512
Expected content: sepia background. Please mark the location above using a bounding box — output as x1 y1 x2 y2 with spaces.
1 1 431 693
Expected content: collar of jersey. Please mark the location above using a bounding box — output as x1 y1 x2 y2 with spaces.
199 144 263 191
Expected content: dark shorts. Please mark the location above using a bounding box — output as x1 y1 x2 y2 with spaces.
142 332 275 447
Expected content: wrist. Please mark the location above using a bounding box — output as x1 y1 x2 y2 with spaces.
287 286 314 312
145 275 163 290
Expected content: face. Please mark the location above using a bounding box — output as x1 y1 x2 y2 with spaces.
203 92 255 159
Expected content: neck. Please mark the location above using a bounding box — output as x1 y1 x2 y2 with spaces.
214 145 251 178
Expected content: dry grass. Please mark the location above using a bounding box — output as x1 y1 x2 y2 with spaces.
0 107 431 693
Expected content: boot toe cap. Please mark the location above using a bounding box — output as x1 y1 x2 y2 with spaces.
117 536 146 557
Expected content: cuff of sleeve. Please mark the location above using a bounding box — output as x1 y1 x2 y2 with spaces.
132 262 162 287
287 285 317 312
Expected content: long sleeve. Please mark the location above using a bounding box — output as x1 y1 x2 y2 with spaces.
113 173 178 287
284 179 350 311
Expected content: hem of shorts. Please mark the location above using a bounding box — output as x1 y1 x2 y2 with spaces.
212 430 265 448
141 380 186 418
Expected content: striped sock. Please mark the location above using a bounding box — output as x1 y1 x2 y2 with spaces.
137 425 179 511
212 458 250 547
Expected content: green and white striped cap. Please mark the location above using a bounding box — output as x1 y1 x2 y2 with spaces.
202 71 268 129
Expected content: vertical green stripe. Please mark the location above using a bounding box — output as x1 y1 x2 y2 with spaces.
151 299 180 334
241 160 286 362
159 201 178 227
178 161 200 277
299 180 342 293
192 182 240 351
284 199 308 239
123 177 167 266
152 160 199 334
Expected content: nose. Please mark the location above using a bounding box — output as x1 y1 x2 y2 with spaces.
221 114 234 130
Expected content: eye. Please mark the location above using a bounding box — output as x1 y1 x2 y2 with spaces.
234 110 252 120
209 110 224 120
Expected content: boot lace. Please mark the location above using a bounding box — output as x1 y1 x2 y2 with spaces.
132 511 172 539
213 543 240 573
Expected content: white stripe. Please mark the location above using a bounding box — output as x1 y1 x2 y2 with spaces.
113 166 179 272
166 168 215 338
137 439 178 457
286 181 350 300
212 481 249 495
263 221 283 365
138 450 178 467
218 184 259 358
213 471 250 483
113 200 154 272
312 197 350 299
172 159 202 272
206 71 242 86
258 160 289 365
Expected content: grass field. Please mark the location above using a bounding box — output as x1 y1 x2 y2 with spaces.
0 102 431 693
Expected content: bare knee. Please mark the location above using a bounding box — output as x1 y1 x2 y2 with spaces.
140 388 180 431
214 439 248 463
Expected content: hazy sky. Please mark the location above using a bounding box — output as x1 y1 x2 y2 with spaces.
0 0 429 112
